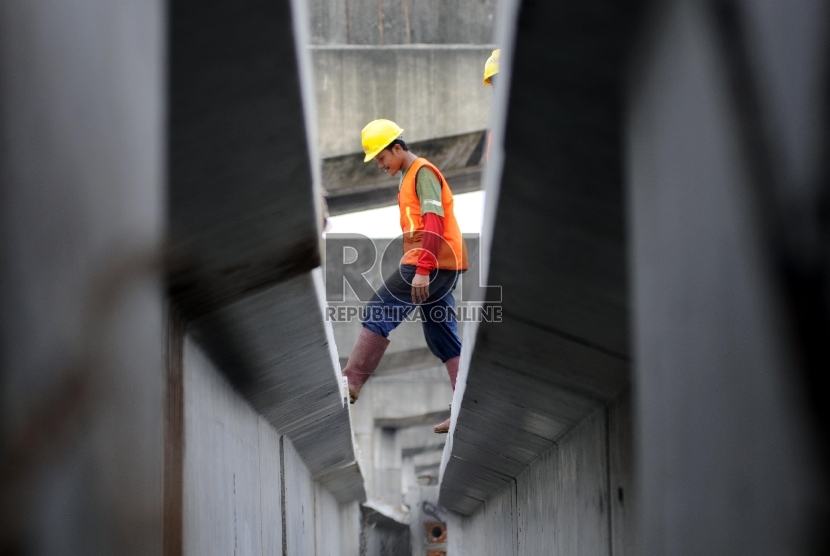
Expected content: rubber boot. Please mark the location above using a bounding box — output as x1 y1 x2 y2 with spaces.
342 327 390 404
434 356 460 434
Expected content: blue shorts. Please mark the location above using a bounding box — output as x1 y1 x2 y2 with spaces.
362 265 462 363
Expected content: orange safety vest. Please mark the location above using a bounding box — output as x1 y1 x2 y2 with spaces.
398 158 468 271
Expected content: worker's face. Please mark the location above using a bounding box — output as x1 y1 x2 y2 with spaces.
375 145 404 175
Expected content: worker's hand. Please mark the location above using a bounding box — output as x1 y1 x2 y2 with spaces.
411 272 430 305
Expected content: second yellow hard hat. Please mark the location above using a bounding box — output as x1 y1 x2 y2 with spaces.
361 119 404 162
483 49 500 86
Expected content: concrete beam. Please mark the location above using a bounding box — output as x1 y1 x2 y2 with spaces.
629 1 829 554
363 498 410 527
339 347 438 378
188 270 364 501
313 45 495 158
325 132 485 215
168 0 323 318
0 0 165 553
308 0 497 45
374 410 451 429
327 166 482 215
439 0 633 515
165 0 364 504
316 461 366 504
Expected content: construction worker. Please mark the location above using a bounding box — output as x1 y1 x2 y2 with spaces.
341 119 468 434
483 48 499 87
483 49 500 160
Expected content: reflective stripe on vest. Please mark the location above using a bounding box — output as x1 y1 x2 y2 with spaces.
398 158 468 271
405 206 415 238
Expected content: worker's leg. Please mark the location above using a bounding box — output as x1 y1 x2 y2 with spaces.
420 270 462 370
342 266 416 403
361 267 418 339
418 270 463 434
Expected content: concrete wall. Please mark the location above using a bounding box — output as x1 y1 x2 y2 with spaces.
628 1 829 554
405 485 448 555
168 3 369 554
0 0 165 553
339 501 363 556
315 483 344 556
313 46 495 158
1 1 371 555
308 0 497 45
439 0 829 553
183 334 362 556
449 478 517 556
282 434 317 556
183 337 283 556
448 395 632 556
364 522 412 556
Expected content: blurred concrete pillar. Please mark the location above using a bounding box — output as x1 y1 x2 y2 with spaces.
628 1 828 554
0 0 165 554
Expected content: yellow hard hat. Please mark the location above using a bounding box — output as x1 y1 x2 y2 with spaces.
361 119 404 162
483 49 500 86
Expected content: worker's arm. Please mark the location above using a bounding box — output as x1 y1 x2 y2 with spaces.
416 213 444 276
412 213 444 303
411 168 444 303
412 212 445 303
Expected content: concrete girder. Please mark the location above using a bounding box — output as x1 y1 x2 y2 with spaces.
168 0 324 319
312 45 495 159
438 0 633 515
630 1 830 554
167 0 364 505
324 132 486 215
188 270 365 502
339 347 438 378
307 0 497 46
0 0 166 552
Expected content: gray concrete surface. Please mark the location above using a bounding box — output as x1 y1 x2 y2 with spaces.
0 0 165 553
315 482 344 556
433 0 636 552
8 0 828 554
282 435 317 556
441 0 829 554
313 45 495 159
339 501 363 556
308 0 497 45
182 329 364 556
440 0 631 516
446 472 517 556
628 1 828 554
187 270 364 502
168 0 324 317
363 519 412 556
446 399 632 556
183 337 283 555
404 485 447 555
514 408 610 555
1 0 375 554
167 0 365 534
189 272 341 435
164 1 372 553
